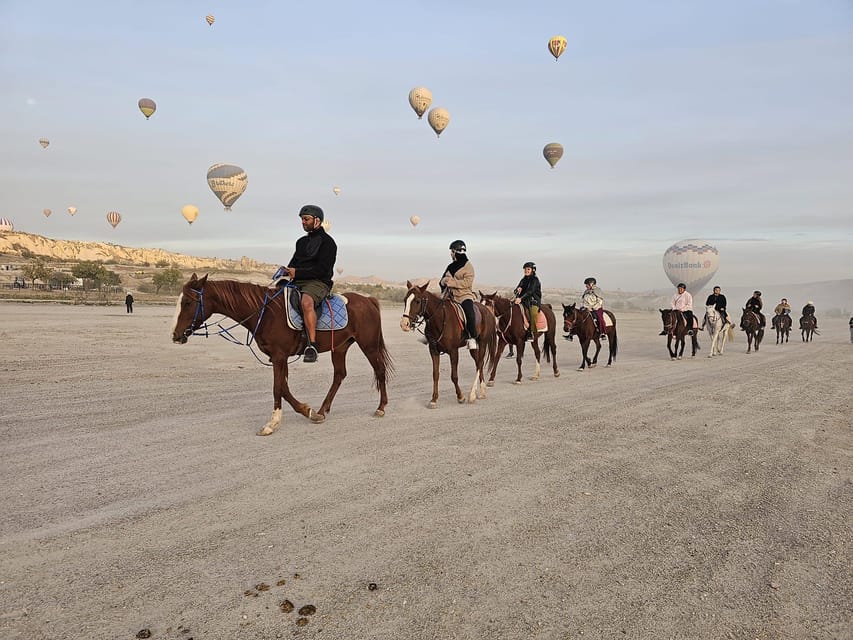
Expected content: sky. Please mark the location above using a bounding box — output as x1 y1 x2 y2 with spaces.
2 0 852 291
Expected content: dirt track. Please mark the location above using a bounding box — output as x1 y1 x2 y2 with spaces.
1 302 850 639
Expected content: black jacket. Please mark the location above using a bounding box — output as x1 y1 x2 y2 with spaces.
514 275 541 307
705 293 726 312
288 228 337 286
802 304 815 317
745 296 763 311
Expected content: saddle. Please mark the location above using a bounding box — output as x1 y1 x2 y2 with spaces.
521 309 548 332
449 300 481 334
582 307 613 329
285 288 349 331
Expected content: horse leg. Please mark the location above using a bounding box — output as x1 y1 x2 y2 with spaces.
606 329 615 366
667 336 676 360
258 359 310 436
487 340 505 387
529 339 541 381
310 343 354 423
691 334 699 357
450 349 464 404
577 340 589 370
467 349 481 404
589 338 601 368
513 341 524 384
677 336 685 360
549 333 560 377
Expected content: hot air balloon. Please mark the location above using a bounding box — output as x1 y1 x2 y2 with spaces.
206 163 248 211
67 206 77 216
39 138 49 149
138 98 156 119
336 266 343 275
409 215 420 227
427 107 450 138
43 208 52 218
205 14 215 26
321 220 331 232
0 217 14 232
543 143 564 169
662 239 719 293
107 211 122 228
333 186 341 196
408 87 432 119
548 35 567 61
181 204 199 225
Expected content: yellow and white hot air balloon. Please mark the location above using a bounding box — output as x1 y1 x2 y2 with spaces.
333 186 341 197
427 107 450 138
107 211 122 228
206 163 248 211
205 14 215 26
321 220 331 232
39 138 49 149
0 217 14 232
548 35 567 61
543 143 564 169
181 204 199 225
138 98 156 119
409 215 420 227
43 208 52 218
67 206 77 216
408 87 432 119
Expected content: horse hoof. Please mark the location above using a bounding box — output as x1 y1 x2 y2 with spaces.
529 375 540 381
514 380 523 385
576 367 585 372
554 371 560 378
486 381 494 387
428 401 437 409
457 396 466 404
309 410 326 423
677 356 682 360
256 426 276 436
374 409 385 418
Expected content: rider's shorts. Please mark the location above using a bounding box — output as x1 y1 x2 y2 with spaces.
293 280 331 305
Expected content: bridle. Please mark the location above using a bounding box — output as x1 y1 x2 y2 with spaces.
182 286 207 338
403 290 450 346
563 306 592 335
484 296 514 343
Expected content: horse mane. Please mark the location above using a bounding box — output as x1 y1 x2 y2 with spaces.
208 279 272 309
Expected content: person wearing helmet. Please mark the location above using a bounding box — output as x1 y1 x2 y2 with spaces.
440 240 478 350
744 290 765 330
581 277 607 340
661 282 696 336
801 300 817 330
272 204 337 363
512 262 542 342
704 286 729 327
772 297 791 331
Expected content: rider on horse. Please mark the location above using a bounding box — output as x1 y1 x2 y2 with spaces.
440 240 479 350
581 277 607 340
703 285 729 327
801 301 818 330
772 298 791 330
744 291 766 330
272 204 337 363
660 283 695 336
513 261 542 342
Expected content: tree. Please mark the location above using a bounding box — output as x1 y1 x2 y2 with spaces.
152 267 182 293
50 271 76 289
72 261 107 290
102 269 121 287
21 258 50 286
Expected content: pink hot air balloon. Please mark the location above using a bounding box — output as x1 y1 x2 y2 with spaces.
106 211 122 228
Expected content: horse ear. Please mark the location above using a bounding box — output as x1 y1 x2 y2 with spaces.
406 280 413 289
190 272 198 282
420 280 430 291
199 274 208 286
490 291 497 297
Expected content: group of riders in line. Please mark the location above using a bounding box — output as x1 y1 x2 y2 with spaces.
272 205 820 362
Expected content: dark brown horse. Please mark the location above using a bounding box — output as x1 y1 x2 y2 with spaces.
773 313 792 344
739 307 764 353
400 281 497 407
479 292 559 385
171 274 392 435
659 309 700 359
563 304 618 369
800 315 817 342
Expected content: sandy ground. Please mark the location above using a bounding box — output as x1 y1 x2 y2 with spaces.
0 300 850 640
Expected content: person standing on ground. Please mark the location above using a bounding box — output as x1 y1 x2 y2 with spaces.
125 292 134 313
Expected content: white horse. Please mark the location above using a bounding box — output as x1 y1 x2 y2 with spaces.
703 305 734 357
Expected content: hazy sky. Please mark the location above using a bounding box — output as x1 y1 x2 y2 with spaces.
2 1 851 291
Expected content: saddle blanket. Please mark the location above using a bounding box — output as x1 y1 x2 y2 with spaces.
581 307 613 328
285 291 349 331
522 311 549 332
450 300 482 330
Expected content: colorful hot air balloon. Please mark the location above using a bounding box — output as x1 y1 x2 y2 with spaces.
321 220 331 232
39 138 49 149
206 163 248 211
408 87 432 119
43 208 52 218
548 35 567 61
543 143 564 168
138 98 156 119
409 215 420 227
0 217 14 232
67 206 77 216
107 211 122 228
662 239 720 293
205 14 215 26
181 204 199 225
333 186 341 196
427 107 450 138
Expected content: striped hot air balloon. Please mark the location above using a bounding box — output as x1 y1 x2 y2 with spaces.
0 217 14 232
206 15 215 26
39 138 49 149
107 211 122 228
207 163 248 211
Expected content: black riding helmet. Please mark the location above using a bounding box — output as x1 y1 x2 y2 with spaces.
298 204 324 222
584 277 596 285
523 261 536 270
449 240 466 253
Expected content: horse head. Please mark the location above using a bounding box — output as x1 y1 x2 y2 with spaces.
400 280 430 332
659 308 675 334
172 273 210 343
562 303 578 335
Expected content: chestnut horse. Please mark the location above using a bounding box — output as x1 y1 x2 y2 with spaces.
400 281 497 407
739 307 764 353
479 292 559 385
562 303 618 369
659 309 700 359
171 274 392 435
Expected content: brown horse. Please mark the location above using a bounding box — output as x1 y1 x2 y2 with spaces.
171 274 392 435
739 307 764 353
479 292 559 385
659 309 700 359
800 315 817 342
773 313 792 344
563 303 618 369
400 281 497 407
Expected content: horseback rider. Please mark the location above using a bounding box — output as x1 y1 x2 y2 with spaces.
272 204 337 363
703 285 728 327
440 240 479 350
661 283 695 336
581 277 607 340
772 298 791 330
744 290 766 330
513 262 542 342
801 301 817 329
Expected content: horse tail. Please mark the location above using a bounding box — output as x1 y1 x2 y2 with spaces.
610 326 618 360
368 296 395 389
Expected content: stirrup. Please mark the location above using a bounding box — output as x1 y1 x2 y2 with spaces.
302 344 318 363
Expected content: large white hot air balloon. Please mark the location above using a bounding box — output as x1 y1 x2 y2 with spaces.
207 163 247 211
0 217 14 232
408 87 432 119
67 206 77 216
662 239 719 293
107 211 122 228
427 107 450 138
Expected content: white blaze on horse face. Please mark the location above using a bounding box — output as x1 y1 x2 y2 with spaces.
171 293 185 338
400 293 415 331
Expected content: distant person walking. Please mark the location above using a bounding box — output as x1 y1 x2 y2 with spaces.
849 316 852 343
125 292 134 313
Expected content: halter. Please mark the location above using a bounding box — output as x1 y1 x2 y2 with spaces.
404 291 450 347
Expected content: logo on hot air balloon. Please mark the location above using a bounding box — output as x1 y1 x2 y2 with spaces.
662 239 719 293
207 164 248 211
548 35 567 61
427 107 450 138
408 87 432 120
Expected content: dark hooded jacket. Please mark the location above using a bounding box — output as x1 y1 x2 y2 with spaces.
288 227 337 286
